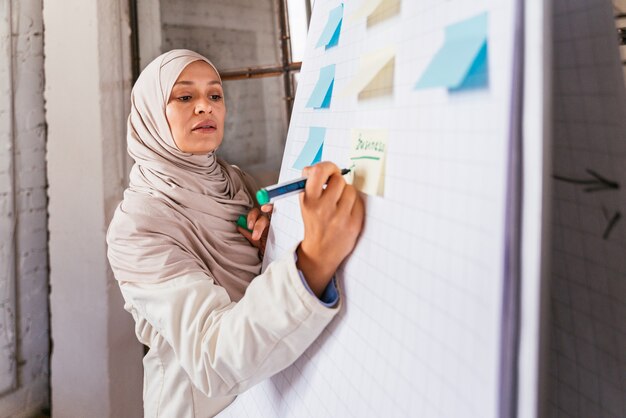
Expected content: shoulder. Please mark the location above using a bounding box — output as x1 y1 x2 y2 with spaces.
107 191 183 243
118 189 189 223
106 192 201 282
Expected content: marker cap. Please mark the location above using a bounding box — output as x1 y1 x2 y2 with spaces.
237 215 251 232
256 189 270 205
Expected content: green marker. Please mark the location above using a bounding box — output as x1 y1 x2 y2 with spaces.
237 215 252 232
256 168 351 205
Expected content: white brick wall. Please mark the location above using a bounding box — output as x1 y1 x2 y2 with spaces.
0 0 49 417
45 0 143 414
0 0 17 397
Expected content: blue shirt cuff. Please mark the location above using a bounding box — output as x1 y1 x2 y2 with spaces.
294 251 339 308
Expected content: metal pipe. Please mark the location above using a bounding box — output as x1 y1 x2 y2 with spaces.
128 0 140 83
220 62 302 81
276 0 295 122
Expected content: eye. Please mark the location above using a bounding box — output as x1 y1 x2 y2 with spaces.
178 95 192 102
210 94 223 101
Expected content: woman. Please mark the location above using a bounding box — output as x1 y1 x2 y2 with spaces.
106 49 364 417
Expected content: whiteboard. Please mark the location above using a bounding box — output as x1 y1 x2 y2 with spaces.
220 0 520 416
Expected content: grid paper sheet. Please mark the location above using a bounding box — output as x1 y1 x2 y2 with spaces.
219 0 518 416
548 0 626 416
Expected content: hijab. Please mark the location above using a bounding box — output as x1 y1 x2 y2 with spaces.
106 49 261 302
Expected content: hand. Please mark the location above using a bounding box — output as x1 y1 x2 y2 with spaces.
238 205 273 256
260 203 273 216
296 162 365 297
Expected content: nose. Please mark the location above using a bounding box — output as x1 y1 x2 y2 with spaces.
194 98 212 115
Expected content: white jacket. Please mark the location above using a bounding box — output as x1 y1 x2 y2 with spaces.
118 250 340 417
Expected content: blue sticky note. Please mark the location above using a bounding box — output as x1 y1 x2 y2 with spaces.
306 65 336 109
293 127 326 169
316 4 344 49
326 22 342 49
320 79 334 108
415 12 489 91
312 142 323 165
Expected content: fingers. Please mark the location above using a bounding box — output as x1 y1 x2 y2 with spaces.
261 204 273 214
336 184 357 214
240 207 271 245
238 227 254 244
246 207 261 230
238 214 269 246
251 215 269 241
302 162 340 200
322 171 347 205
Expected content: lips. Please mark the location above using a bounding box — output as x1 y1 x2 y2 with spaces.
192 120 217 131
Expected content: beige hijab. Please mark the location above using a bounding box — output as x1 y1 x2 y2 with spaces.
107 49 261 302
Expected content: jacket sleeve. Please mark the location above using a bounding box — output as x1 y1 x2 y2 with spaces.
118 249 340 398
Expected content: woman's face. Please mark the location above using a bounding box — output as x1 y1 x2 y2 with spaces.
166 60 226 154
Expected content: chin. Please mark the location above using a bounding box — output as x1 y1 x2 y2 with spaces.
190 146 219 155
184 137 222 154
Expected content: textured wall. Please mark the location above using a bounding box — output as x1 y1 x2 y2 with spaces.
0 0 17 398
0 0 49 416
45 0 143 416
159 0 288 186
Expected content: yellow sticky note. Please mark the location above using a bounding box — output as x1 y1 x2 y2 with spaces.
347 0 401 27
350 129 387 196
341 47 395 100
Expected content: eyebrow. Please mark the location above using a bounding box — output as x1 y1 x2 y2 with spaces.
174 80 222 86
